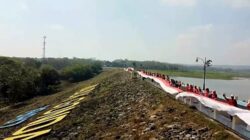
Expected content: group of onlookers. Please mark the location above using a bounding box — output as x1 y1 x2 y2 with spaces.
177 82 240 108
142 71 169 80
140 70 250 110
169 79 182 88
185 84 218 99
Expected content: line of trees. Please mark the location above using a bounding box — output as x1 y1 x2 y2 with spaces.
103 59 184 71
103 59 238 72
0 57 102 103
1 57 238 104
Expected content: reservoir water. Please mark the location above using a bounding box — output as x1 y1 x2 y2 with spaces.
173 76 250 101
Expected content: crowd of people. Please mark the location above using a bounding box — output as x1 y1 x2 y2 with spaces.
140 70 250 110
142 71 169 80
185 84 218 99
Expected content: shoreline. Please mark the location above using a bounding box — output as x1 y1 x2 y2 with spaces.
232 77 250 80
148 69 250 80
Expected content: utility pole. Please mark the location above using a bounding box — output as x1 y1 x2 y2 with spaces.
203 57 206 91
43 36 46 61
196 57 212 90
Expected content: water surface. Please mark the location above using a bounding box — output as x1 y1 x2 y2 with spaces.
173 76 250 101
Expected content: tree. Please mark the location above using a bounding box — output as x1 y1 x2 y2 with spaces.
0 57 103 103
0 57 40 102
90 62 102 74
22 58 42 69
62 64 95 82
39 65 60 94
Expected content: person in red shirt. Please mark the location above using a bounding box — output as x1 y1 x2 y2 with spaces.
211 91 217 99
186 84 190 92
223 93 237 107
193 86 197 93
166 75 170 81
247 99 250 110
204 88 210 97
162 74 165 79
190 85 194 93
223 93 238 121
177 81 182 88
197 87 202 95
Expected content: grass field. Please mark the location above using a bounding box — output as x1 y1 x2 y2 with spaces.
148 70 250 80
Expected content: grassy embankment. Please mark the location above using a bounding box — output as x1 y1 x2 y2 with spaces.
0 69 240 139
148 69 250 80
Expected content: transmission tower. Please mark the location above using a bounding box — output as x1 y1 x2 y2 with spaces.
43 36 46 60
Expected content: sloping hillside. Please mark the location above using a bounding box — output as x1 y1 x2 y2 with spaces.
1 70 239 140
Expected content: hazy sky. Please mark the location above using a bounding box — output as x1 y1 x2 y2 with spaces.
0 0 250 65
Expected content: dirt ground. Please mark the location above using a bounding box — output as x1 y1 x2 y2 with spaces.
0 70 240 140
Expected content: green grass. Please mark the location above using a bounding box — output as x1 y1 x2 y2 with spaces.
148 70 250 80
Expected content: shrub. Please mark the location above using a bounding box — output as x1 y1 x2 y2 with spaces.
39 65 60 95
62 64 94 82
0 57 40 102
